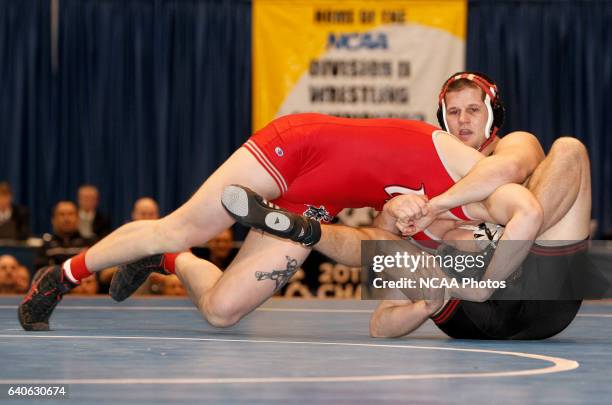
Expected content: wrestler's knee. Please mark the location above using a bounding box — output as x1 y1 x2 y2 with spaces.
550 137 589 165
466 286 494 303
199 293 242 328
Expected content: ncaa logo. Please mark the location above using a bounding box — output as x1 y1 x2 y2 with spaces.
275 147 284 157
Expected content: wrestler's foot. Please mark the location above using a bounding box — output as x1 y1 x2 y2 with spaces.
18 266 75 331
110 254 170 302
221 184 321 246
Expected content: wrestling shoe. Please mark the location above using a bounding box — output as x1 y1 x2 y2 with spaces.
221 184 321 246
110 254 168 302
18 266 76 331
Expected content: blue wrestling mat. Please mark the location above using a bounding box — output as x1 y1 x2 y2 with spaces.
0 296 611 404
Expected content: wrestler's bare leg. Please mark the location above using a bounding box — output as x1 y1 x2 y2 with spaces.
165 220 386 325
174 231 311 327
527 137 591 240
84 148 280 271
451 138 592 300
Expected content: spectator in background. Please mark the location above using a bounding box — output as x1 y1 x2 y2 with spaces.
77 184 112 240
99 197 161 294
37 201 93 268
70 274 98 295
206 228 235 270
13 265 31 294
131 197 160 220
162 275 187 296
0 255 17 293
0 255 30 294
0 182 30 240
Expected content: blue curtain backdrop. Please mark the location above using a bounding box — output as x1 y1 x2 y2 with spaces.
467 0 612 236
0 0 53 234
1 0 611 236
1 0 251 234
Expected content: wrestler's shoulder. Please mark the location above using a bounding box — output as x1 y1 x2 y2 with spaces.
497 130 541 149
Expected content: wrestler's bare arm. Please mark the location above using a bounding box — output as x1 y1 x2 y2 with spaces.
492 131 545 178
428 131 545 216
373 208 400 234
483 184 544 241
371 183 544 335
450 184 543 301
315 222 400 267
369 299 438 338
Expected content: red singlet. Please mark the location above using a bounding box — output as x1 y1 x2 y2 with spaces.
244 113 472 222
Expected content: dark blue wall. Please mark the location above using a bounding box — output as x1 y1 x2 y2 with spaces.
1 0 251 233
467 0 612 236
1 0 610 236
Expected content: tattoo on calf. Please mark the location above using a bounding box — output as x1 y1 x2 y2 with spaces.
255 256 299 292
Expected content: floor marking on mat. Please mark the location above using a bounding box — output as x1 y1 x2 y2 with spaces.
0 334 579 384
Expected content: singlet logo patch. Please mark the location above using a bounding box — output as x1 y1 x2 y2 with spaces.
303 205 333 223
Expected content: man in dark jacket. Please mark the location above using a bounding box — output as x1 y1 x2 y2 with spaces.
77 185 112 240
37 201 93 268
0 182 30 240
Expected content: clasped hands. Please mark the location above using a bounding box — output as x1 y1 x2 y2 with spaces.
383 194 441 236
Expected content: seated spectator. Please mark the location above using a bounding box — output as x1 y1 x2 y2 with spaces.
98 197 160 295
206 228 235 270
0 254 17 293
148 272 166 295
131 197 160 220
37 201 94 268
0 182 30 240
0 255 30 294
13 265 31 294
77 184 112 240
162 274 187 296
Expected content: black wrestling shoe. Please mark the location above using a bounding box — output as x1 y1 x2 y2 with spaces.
221 184 321 246
18 266 75 331
110 254 168 302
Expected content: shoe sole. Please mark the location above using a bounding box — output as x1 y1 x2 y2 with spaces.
18 310 49 331
221 185 291 233
222 185 249 217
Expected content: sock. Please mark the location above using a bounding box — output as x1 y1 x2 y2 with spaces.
163 253 180 274
62 250 91 284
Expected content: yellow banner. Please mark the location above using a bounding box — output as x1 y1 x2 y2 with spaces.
253 0 466 131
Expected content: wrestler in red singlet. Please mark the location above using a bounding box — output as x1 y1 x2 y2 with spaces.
243 113 473 223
